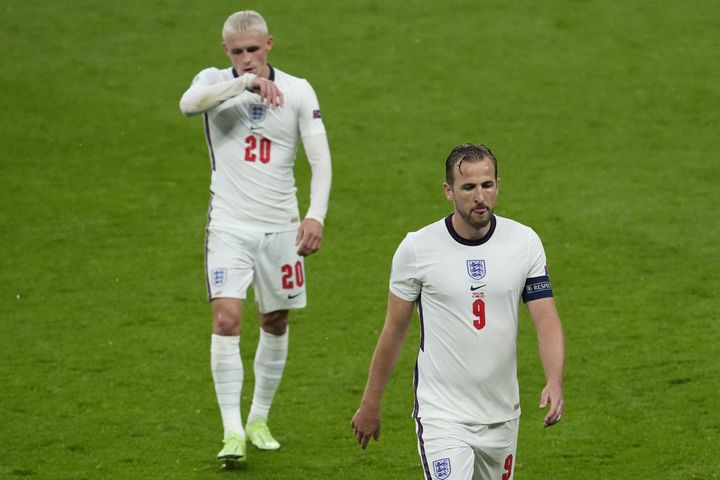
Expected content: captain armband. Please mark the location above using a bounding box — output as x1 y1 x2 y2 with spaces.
521 275 554 303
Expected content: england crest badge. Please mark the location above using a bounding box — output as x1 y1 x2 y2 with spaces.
466 259 486 280
432 458 452 480
211 268 227 287
249 103 267 124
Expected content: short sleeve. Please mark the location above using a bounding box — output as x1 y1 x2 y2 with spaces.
389 234 421 302
527 229 548 278
522 229 553 303
296 79 327 139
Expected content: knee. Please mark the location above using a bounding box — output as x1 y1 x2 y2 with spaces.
213 305 241 335
261 310 289 336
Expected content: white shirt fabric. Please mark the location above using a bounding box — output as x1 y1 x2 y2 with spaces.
390 214 550 424
184 65 329 232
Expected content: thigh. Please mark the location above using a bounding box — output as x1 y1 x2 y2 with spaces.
416 418 475 480
471 418 519 480
205 227 261 300
254 230 306 314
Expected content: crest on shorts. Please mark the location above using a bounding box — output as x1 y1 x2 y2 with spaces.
249 103 267 124
466 259 486 280
432 458 452 480
211 268 227 287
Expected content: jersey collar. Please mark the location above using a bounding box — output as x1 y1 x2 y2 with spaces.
444 214 496 246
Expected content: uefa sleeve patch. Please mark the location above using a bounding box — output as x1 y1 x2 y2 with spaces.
312 109 321 118
522 275 553 303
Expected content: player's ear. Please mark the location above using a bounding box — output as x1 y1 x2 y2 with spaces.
266 35 274 51
443 182 454 201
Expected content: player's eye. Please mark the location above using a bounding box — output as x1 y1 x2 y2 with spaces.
231 49 245 54
247 46 260 52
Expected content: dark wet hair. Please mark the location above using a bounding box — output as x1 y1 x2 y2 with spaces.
445 143 497 184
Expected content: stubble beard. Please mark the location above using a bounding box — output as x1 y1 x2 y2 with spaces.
457 206 493 231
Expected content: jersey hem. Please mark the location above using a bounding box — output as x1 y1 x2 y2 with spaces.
412 410 522 425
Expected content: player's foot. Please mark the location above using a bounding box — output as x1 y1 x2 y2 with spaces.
217 432 246 467
246 419 281 450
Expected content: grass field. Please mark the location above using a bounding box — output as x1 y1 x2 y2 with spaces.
1 0 718 478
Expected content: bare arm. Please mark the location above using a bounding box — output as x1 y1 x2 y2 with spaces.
526 296 565 427
351 293 415 448
179 73 283 116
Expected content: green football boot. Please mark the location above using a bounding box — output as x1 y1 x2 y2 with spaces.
246 419 281 450
217 432 246 467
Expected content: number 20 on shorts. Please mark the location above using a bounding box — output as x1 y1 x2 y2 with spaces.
281 261 304 289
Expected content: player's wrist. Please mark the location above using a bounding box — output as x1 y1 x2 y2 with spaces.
303 215 324 226
304 212 325 226
359 396 381 412
240 72 257 91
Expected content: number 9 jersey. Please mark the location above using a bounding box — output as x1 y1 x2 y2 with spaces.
389 214 553 424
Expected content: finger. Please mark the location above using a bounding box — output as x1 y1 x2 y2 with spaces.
539 390 550 409
267 87 277 107
295 228 303 246
308 235 321 252
272 87 282 107
360 434 370 449
544 405 564 427
296 238 309 256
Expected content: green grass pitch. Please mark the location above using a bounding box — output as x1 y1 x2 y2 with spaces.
1 0 718 478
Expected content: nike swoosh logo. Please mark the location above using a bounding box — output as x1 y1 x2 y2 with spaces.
288 292 303 299
470 284 486 291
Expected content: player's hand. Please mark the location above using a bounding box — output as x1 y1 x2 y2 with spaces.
540 382 564 427
296 218 323 257
249 76 284 108
351 406 381 449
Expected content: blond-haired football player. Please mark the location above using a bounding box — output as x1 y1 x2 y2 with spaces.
180 10 332 467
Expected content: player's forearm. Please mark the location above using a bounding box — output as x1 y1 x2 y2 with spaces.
540 339 564 387
302 134 332 223
537 317 565 386
360 328 407 410
361 295 414 410
179 74 256 116
529 299 565 386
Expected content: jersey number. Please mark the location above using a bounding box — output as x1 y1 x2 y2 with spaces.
472 298 486 330
502 454 514 480
281 261 304 289
244 136 271 163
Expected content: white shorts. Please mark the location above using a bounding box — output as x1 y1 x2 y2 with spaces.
205 226 307 313
416 417 519 480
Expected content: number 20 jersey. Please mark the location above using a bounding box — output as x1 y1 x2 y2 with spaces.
195 65 326 232
389 215 552 424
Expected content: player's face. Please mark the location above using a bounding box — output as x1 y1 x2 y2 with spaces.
444 158 499 234
223 31 273 78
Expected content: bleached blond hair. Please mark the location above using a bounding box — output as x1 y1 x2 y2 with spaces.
222 10 269 39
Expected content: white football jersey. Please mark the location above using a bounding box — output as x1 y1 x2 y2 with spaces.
192 65 326 232
390 215 553 424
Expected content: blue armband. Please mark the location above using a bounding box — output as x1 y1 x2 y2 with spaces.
522 275 554 303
